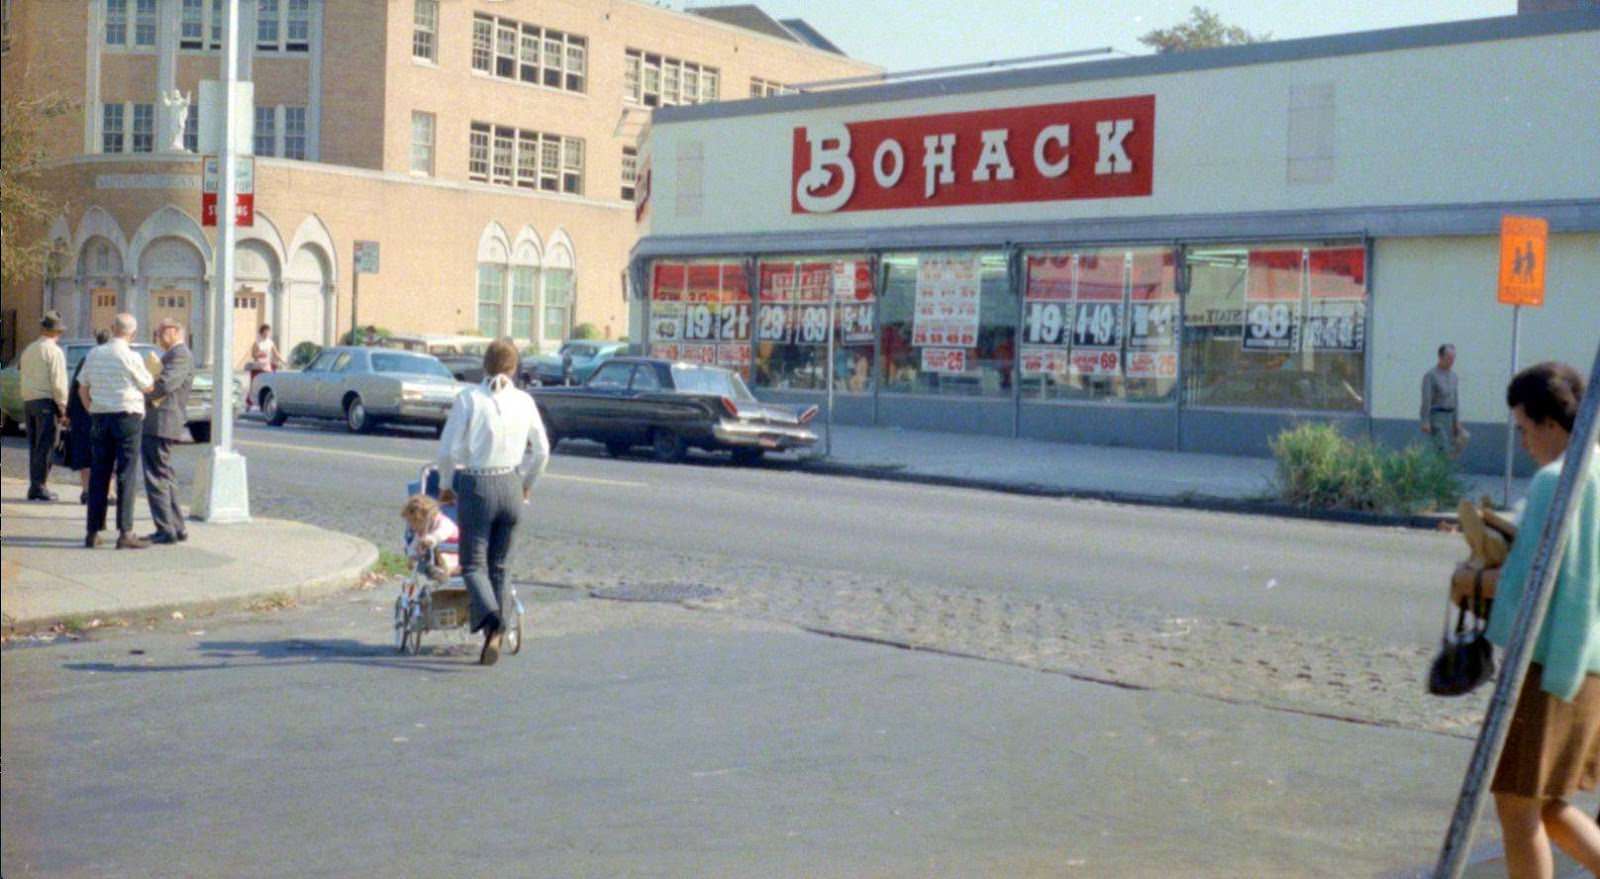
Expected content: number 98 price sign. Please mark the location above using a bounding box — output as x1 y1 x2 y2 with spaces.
1243 302 1300 352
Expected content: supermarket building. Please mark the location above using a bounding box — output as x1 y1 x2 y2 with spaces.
630 11 1600 473
0 1 877 365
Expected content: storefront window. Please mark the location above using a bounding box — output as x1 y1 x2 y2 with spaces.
1019 247 1178 403
879 251 1013 397
648 259 752 379
1182 242 1367 411
753 256 874 393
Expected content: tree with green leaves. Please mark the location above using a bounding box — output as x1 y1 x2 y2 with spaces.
1138 6 1270 53
1 94 76 293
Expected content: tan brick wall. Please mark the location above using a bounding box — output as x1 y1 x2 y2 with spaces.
1 1 90 163
318 0 388 169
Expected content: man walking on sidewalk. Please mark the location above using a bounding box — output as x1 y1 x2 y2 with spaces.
19 311 70 501
1420 343 1464 458
79 313 155 549
141 319 193 544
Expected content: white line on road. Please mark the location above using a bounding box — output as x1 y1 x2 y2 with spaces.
233 439 648 488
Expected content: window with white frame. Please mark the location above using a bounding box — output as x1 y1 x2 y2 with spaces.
412 0 437 62
180 0 203 49
511 267 537 340
183 104 200 153
283 106 307 159
253 0 309 52
468 121 584 195
105 0 128 45
470 12 586 94
543 267 573 341
134 0 156 46
254 106 276 156
102 103 125 153
624 49 718 107
210 0 222 48
131 103 154 153
750 77 794 98
476 264 505 338
410 111 434 175
621 147 638 201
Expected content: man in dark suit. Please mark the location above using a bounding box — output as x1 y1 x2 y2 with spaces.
142 318 195 544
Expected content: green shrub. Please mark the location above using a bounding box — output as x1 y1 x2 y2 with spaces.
1270 423 1463 515
572 322 600 340
339 326 392 346
289 341 321 368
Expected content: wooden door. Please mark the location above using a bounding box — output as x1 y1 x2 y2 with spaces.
149 288 191 341
89 288 119 337
232 287 265 368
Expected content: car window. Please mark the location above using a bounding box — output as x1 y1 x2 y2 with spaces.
331 352 355 373
630 365 661 391
669 365 755 401
570 344 596 359
372 352 455 380
305 351 338 373
65 346 93 371
588 362 633 389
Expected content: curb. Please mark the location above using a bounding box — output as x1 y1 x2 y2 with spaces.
0 535 380 636
797 460 1454 531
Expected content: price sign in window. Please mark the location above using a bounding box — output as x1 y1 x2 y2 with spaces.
753 257 875 392
650 259 749 376
1304 247 1366 354
1242 250 1302 352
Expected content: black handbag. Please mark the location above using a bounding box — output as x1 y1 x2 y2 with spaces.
1427 570 1495 697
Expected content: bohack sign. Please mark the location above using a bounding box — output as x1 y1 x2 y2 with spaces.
791 95 1155 214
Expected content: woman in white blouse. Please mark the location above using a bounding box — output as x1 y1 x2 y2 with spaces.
437 340 550 665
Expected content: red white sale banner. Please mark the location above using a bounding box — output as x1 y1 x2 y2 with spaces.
792 96 1155 214
921 347 968 374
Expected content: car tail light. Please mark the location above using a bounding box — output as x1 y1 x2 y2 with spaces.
799 406 819 424
720 397 740 418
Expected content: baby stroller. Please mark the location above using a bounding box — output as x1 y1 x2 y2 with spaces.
394 463 525 656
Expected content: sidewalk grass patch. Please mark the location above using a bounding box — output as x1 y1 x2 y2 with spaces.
1270 423 1463 516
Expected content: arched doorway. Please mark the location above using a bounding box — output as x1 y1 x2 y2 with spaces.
233 240 279 368
139 237 206 348
76 236 125 339
284 244 331 355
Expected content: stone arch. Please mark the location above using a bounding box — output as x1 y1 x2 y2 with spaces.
127 206 213 351
287 213 339 282
511 226 543 267
71 207 129 277
540 228 577 343
544 227 575 271
285 214 338 349
127 205 213 270
75 228 127 339
477 221 511 264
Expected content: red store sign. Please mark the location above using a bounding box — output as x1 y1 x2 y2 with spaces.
791 95 1155 214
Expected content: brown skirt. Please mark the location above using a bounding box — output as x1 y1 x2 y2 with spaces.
1491 665 1600 799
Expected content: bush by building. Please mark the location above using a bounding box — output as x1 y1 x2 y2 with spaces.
1270 422 1462 515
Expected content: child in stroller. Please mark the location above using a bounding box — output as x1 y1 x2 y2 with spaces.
401 494 459 584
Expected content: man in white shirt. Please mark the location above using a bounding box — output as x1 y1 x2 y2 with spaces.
435 340 549 664
18 311 70 500
78 313 156 549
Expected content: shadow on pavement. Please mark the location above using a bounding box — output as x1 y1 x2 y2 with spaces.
4 536 92 548
63 637 473 675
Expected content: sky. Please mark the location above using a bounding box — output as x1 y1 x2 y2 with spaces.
676 0 1519 72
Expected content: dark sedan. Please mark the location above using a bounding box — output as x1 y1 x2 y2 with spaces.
532 357 818 464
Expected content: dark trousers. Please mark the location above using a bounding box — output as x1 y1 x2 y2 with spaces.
456 471 522 632
141 435 185 537
24 399 61 493
88 413 143 535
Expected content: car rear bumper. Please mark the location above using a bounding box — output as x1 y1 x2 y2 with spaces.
712 420 818 451
394 402 453 423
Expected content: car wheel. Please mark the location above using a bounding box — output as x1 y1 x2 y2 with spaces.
189 421 212 444
731 448 765 466
261 390 288 426
345 397 370 434
651 428 686 463
604 439 630 458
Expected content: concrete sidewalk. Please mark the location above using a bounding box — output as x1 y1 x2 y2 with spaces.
807 424 1528 524
0 477 377 633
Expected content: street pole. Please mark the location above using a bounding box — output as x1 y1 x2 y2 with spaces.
1503 305 1521 507
1434 343 1600 877
825 289 836 459
351 257 360 344
192 0 250 523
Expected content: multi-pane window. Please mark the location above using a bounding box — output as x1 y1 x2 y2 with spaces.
256 0 279 49
750 78 794 98
511 267 537 341
105 0 128 45
468 121 584 195
621 147 638 201
468 123 490 180
412 0 437 62
254 0 309 52
476 264 505 339
131 103 154 153
183 105 200 153
283 107 306 159
134 0 156 47
543 269 573 341
254 106 276 157
180 0 204 49
624 50 718 107
410 112 434 175
471 13 586 94
210 0 223 48
102 103 125 153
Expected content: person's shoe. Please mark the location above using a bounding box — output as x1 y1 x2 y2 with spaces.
146 531 179 545
175 530 189 542
479 628 502 666
27 488 58 501
85 532 100 549
115 533 149 550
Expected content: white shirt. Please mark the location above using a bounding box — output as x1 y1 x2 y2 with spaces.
18 336 69 407
435 376 549 493
82 338 155 416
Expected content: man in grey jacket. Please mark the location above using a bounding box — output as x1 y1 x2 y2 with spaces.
142 319 194 544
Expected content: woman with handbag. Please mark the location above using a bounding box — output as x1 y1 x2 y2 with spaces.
1452 361 1600 878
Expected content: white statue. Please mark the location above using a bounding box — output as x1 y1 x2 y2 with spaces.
161 90 192 152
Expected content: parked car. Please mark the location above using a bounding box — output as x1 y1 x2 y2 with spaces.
254 346 469 435
518 340 627 388
378 334 494 383
0 339 235 442
532 357 818 464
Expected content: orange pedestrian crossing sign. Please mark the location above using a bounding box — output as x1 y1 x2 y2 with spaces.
1497 215 1547 307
